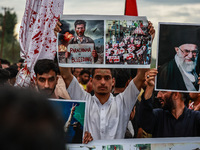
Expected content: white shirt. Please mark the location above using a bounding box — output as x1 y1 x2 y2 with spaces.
67 76 139 140
127 121 135 137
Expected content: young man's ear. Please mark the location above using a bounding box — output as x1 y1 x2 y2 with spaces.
112 77 115 87
35 76 38 85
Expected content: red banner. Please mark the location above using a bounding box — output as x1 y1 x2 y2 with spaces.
124 0 138 16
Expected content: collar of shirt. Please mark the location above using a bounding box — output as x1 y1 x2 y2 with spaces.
93 93 113 107
166 106 187 120
75 36 86 44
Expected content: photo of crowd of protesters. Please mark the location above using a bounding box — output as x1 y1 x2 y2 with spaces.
105 20 152 65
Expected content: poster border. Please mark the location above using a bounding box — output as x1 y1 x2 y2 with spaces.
58 15 151 69
66 137 200 149
48 98 87 143
155 22 200 93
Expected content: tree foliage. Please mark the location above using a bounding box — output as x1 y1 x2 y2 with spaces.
0 8 20 64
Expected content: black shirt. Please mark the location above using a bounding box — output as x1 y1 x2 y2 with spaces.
139 94 200 137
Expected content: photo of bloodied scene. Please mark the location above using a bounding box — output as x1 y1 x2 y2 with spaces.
57 19 104 65
105 20 152 65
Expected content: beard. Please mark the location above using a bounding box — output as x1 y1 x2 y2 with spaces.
163 93 175 112
177 54 197 72
37 86 55 97
96 88 109 95
81 79 89 84
96 90 108 95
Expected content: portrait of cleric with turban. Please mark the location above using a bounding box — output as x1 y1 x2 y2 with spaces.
156 23 200 92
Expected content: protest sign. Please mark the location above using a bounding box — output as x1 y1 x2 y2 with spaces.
155 23 200 93
57 15 152 68
66 137 200 150
49 99 86 144
65 44 93 64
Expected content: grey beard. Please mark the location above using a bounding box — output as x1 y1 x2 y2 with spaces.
177 55 197 72
182 61 196 72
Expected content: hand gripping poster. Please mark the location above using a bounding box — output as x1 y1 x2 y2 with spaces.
57 15 152 68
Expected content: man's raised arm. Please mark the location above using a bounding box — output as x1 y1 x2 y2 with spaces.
59 67 73 89
144 68 158 99
139 68 158 133
54 20 61 37
133 69 148 91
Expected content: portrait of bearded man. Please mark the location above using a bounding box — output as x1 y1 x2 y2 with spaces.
156 24 200 92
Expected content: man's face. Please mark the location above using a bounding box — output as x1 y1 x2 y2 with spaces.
92 69 114 95
73 68 82 78
75 24 85 37
157 91 174 111
2 64 9 69
80 73 90 84
36 70 57 97
175 44 198 72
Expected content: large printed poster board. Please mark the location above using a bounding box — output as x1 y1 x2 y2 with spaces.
49 99 86 144
57 15 152 68
155 23 200 93
66 137 200 150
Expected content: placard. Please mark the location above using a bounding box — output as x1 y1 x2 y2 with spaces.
155 23 200 92
49 99 86 144
66 137 200 150
57 15 152 68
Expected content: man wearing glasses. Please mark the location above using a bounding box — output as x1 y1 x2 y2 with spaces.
157 42 199 91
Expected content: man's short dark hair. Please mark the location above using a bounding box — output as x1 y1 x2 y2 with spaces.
74 20 86 28
6 66 18 79
91 68 114 78
0 69 10 85
0 59 10 66
18 59 25 63
34 59 59 76
79 69 90 76
114 69 131 88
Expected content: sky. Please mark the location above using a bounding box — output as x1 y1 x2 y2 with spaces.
0 0 200 58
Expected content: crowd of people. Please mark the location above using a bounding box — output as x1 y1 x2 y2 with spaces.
1 57 200 142
0 19 200 150
0 58 24 86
